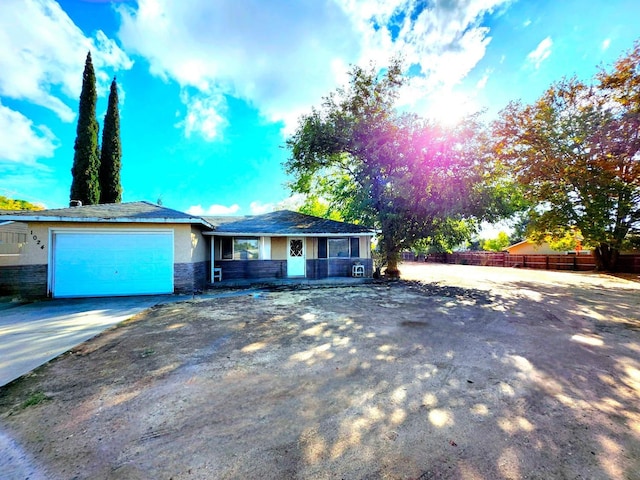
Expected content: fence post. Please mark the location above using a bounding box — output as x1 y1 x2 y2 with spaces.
546 256 549 270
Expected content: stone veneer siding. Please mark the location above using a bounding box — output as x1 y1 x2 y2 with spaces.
0 264 48 298
174 261 209 293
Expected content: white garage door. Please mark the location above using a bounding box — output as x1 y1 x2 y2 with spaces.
51 230 174 298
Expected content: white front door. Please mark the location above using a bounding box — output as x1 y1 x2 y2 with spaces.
287 237 306 277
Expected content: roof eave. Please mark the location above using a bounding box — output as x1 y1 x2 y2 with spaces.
203 231 374 237
0 216 214 228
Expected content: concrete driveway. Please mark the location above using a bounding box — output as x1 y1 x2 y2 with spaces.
0 296 177 387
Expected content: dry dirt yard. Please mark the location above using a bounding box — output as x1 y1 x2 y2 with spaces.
1 263 639 480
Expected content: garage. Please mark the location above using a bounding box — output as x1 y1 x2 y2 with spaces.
51 230 174 298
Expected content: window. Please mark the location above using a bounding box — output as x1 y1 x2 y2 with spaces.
328 238 350 258
350 237 360 258
221 237 233 260
318 238 327 258
228 237 260 260
322 237 361 258
221 237 261 260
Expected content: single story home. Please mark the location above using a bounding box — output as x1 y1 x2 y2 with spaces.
204 209 373 281
505 240 590 255
0 202 374 298
0 202 212 298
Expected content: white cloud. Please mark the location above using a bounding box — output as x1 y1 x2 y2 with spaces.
249 201 275 215
117 0 360 131
526 36 553 70
178 90 228 141
0 0 133 122
274 194 306 212
187 204 240 215
0 101 58 164
523 19 531 27
116 0 511 133
476 69 492 89
601 38 611 51
338 0 509 89
250 194 308 215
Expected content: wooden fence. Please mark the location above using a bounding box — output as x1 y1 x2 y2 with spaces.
402 251 640 273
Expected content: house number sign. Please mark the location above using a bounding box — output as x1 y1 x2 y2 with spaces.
30 230 46 250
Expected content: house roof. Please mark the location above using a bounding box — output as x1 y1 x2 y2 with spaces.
0 201 213 228
204 210 374 236
0 203 373 235
504 240 529 252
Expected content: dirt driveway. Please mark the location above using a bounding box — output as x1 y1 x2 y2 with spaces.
1 263 639 479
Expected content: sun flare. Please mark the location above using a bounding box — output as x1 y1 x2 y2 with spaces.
427 91 477 126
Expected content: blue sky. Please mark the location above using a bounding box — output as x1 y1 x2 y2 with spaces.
1 0 639 215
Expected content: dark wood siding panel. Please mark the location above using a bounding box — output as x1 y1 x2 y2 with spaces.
174 261 208 293
328 258 354 277
307 259 328 279
0 264 48 298
220 260 287 280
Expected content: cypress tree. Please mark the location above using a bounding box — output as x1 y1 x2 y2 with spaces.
99 77 122 203
70 52 100 205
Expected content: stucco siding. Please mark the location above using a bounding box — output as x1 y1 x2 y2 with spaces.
15 222 49 266
360 237 371 258
306 237 316 259
190 227 208 263
271 237 287 260
1 222 197 266
506 242 561 255
0 221 205 298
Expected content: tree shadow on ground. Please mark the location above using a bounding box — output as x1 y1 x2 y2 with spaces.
0 280 638 479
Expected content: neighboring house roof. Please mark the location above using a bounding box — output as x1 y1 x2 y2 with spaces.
504 240 586 255
503 240 529 252
0 201 213 228
204 210 374 236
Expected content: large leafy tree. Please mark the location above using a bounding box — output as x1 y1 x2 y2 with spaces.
482 232 511 252
286 61 505 276
99 77 122 203
493 42 640 271
70 52 100 205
